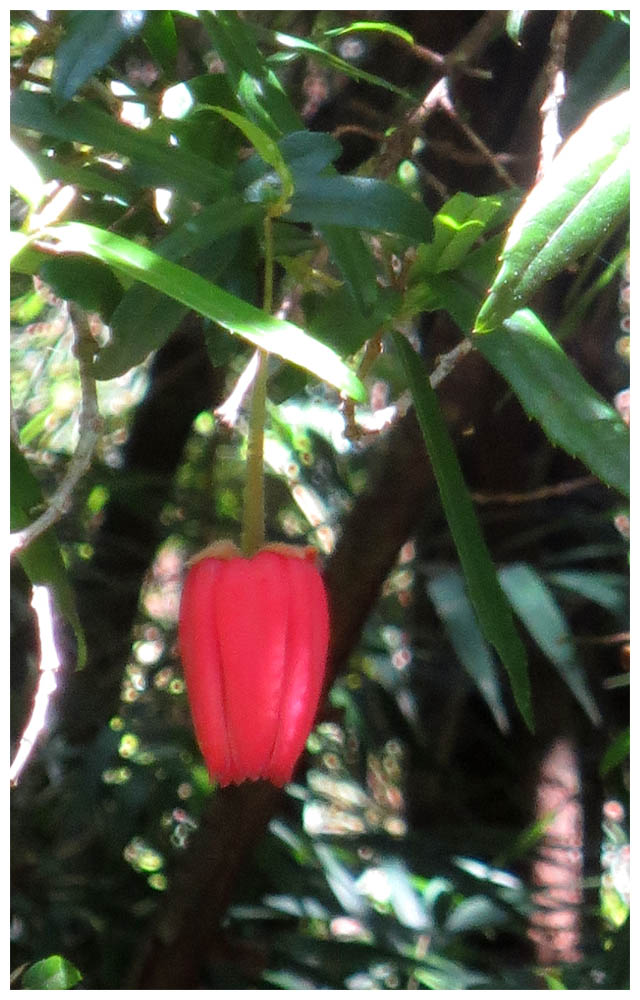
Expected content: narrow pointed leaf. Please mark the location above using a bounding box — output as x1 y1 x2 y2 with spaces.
11 90 230 202
38 223 365 400
427 570 509 733
499 563 602 726
475 90 630 332
393 332 532 729
476 310 629 497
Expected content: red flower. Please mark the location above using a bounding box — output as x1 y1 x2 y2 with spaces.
178 542 329 787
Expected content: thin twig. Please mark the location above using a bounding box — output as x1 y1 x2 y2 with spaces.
10 304 101 557
429 338 473 389
536 11 574 182
10 586 62 786
472 474 596 505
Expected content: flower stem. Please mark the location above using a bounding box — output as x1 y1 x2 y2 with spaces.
241 215 274 557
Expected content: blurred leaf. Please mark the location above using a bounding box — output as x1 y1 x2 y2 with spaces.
10 140 46 212
506 10 528 45
475 90 630 332
325 20 415 44
39 255 123 319
426 569 509 733
52 10 146 105
319 226 379 315
599 727 630 777
11 90 231 202
40 222 366 400
476 310 630 497
21 955 83 990
413 953 490 990
546 570 628 615
393 332 533 730
142 10 177 76
498 563 602 725
444 894 508 934
314 844 369 916
10 442 86 668
382 858 430 930
286 174 432 241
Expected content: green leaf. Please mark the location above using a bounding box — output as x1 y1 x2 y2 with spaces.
599 727 630 778
413 192 509 275
11 442 86 667
475 90 629 332
392 332 533 729
325 20 415 45
205 105 294 207
199 11 303 137
39 255 123 320
320 226 379 315
142 10 178 76
427 569 509 734
11 90 230 202
286 174 433 241
39 222 366 401
52 10 146 105
475 310 630 497
22 955 83 990
546 570 628 616
106 196 263 365
498 563 602 726
269 29 415 101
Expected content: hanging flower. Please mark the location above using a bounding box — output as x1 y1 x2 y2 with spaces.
178 542 330 787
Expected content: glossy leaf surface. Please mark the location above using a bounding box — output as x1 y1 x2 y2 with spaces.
38 222 366 400
475 89 630 331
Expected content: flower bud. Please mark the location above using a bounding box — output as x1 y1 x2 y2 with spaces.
178 542 329 786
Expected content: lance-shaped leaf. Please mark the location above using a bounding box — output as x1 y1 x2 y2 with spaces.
476 309 629 497
37 222 366 401
498 563 602 726
475 89 630 332
11 90 230 202
393 332 533 730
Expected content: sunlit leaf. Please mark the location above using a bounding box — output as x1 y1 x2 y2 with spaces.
498 562 602 725
475 90 630 332
21 955 83 990
325 20 415 45
393 332 533 730
38 222 366 400
11 90 230 202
